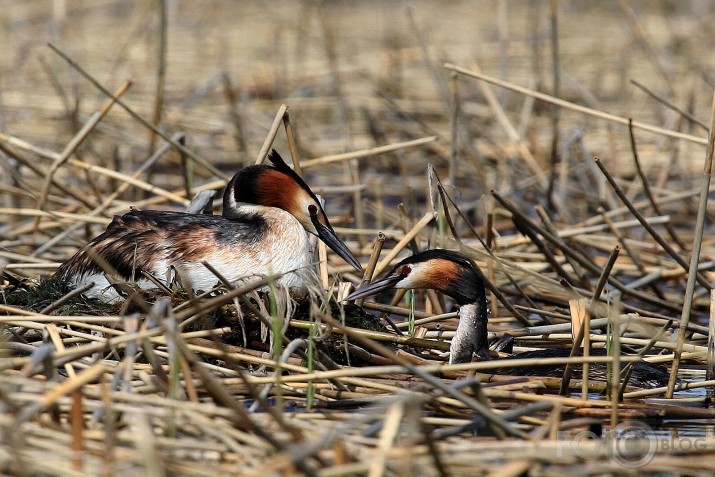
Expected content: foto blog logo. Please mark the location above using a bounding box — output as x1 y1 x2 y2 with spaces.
555 420 673 468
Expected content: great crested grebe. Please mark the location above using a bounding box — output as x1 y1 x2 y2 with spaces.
56 150 363 301
346 249 489 364
346 249 671 387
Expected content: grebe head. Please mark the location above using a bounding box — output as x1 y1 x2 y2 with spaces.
346 249 483 305
347 249 489 363
223 149 363 272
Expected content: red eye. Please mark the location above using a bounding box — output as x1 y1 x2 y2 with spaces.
308 204 318 215
401 265 412 276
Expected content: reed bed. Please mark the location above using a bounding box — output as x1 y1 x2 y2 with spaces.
2 1 715 475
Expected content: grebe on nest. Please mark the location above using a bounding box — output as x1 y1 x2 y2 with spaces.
57 150 362 301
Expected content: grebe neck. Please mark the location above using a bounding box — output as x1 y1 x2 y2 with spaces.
449 301 490 364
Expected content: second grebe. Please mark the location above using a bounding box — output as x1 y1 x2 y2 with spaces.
346 249 672 388
56 150 362 301
346 249 489 364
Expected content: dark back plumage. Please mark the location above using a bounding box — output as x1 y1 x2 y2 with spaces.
55 211 269 282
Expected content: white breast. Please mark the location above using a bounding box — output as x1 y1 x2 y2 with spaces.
177 207 313 292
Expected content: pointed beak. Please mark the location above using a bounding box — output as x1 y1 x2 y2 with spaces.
312 217 363 272
345 274 402 301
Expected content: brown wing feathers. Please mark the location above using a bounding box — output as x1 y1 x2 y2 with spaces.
56 212 165 280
